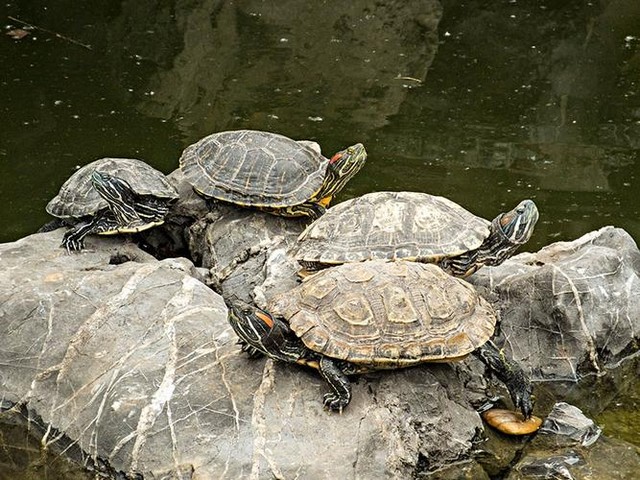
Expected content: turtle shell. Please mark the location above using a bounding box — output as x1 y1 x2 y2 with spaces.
269 260 496 366
179 130 328 208
46 158 178 219
293 191 491 266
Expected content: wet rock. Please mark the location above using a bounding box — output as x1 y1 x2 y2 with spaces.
470 226 640 380
505 402 637 479
419 460 490 480
540 402 602 447
506 434 640 480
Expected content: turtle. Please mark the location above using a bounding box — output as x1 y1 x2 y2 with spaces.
228 260 533 418
292 191 539 277
179 130 367 219
46 157 179 252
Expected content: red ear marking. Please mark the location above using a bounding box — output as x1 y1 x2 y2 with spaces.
255 310 274 328
329 152 343 164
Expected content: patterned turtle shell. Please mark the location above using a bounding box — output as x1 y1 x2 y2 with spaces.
268 260 497 366
46 158 178 219
293 191 492 267
179 130 330 208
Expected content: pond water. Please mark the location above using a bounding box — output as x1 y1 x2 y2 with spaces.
1 0 639 475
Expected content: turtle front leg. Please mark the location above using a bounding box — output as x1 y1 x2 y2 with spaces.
283 202 326 219
61 222 96 252
238 339 265 359
473 340 533 419
302 202 327 220
438 251 480 277
61 210 117 252
318 356 352 412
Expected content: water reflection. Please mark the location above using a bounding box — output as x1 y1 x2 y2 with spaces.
132 0 442 140
1 0 639 248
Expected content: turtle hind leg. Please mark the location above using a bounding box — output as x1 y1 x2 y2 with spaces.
318 356 352 412
473 340 533 419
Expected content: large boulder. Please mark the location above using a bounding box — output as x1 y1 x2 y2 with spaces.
470 226 640 381
1 224 639 478
0 231 240 478
0 230 493 478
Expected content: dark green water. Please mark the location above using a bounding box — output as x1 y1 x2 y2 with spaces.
1 0 639 476
2 1 639 248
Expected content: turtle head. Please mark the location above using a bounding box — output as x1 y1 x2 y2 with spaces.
91 170 144 226
228 307 306 363
473 200 539 270
496 199 539 245
319 143 367 200
91 170 137 207
92 170 168 227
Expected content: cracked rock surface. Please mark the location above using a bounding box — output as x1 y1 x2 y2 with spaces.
0 231 490 478
470 226 640 381
1 222 639 478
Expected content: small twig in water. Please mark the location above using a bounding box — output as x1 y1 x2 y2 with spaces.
7 15 92 50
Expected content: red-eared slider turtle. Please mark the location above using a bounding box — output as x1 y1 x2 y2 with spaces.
229 260 533 417
179 130 367 218
293 191 539 276
46 158 179 252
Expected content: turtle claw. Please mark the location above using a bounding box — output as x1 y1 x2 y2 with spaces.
62 238 84 253
238 340 264 359
473 341 535 420
322 392 349 412
61 231 85 253
505 369 534 419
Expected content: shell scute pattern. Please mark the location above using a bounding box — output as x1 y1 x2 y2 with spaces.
269 260 496 366
294 191 491 265
332 293 374 326
46 158 177 219
179 130 327 207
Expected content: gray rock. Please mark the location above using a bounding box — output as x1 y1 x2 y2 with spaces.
507 431 639 480
470 226 640 381
185 202 306 309
0 230 493 478
2 223 639 478
0 231 240 478
540 402 602 447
